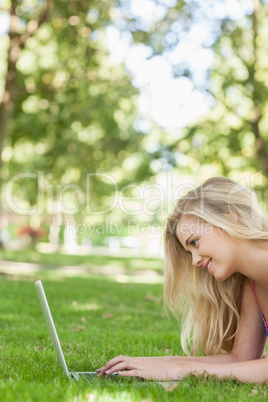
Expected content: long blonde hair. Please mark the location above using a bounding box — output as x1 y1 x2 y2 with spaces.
164 177 268 356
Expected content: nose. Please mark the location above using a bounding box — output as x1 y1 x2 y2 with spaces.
192 252 202 267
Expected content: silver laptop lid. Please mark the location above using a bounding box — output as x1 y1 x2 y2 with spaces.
35 280 70 377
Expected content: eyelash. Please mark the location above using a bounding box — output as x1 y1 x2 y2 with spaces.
190 239 198 247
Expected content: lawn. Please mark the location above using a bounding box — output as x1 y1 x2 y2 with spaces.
0 250 267 401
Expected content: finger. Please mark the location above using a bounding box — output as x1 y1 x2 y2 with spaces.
105 361 135 375
98 355 128 373
119 370 143 378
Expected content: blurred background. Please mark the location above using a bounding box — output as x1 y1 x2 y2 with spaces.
0 0 268 257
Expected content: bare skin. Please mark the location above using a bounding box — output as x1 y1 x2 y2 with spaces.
97 217 268 383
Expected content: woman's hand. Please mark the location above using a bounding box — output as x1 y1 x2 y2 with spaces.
96 355 190 381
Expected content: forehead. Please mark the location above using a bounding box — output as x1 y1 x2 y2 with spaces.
176 216 207 244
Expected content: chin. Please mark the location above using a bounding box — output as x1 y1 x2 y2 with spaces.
214 276 226 282
212 270 230 282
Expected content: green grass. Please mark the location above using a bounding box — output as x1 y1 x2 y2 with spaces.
0 252 267 401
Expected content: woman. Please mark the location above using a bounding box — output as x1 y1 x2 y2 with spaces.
97 177 268 384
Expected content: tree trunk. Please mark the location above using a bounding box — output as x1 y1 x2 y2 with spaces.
0 0 54 244
249 0 268 175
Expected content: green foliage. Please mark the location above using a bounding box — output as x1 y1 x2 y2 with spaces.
2 0 268 220
169 1 268 191
0 0 154 215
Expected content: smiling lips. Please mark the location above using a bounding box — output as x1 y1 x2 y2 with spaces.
205 258 212 272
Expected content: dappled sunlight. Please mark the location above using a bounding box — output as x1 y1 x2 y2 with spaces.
128 258 163 271
36 242 59 254
0 258 163 284
71 301 100 311
84 389 138 401
0 261 42 275
115 272 163 284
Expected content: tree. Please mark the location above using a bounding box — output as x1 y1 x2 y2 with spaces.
0 0 154 219
0 0 53 174
170 0 268 189
2 0 209 222
5 0 267 224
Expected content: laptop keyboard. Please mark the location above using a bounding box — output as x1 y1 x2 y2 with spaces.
71 371 119 381
71 372 97 381
82 373 97 381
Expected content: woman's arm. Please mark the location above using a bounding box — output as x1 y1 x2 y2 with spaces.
98 354 268 383
97 279 267 383
179 355 268 384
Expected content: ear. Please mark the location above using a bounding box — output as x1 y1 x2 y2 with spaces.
228 210 238 221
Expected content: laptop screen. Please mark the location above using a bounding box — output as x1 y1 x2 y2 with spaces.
35 280 70 377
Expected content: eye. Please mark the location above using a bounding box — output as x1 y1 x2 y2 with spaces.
190 239 198 247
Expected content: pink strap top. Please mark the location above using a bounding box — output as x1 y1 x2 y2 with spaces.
253 280 268 336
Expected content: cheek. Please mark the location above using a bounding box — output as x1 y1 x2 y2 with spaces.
215 231 234 250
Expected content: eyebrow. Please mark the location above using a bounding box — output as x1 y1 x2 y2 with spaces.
185 234 194 248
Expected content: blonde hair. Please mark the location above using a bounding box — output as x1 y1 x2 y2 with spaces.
164 177 268 356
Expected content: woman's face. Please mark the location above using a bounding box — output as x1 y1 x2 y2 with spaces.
176 215 239 281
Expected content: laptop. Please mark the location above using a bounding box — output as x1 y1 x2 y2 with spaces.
35 280 117 381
